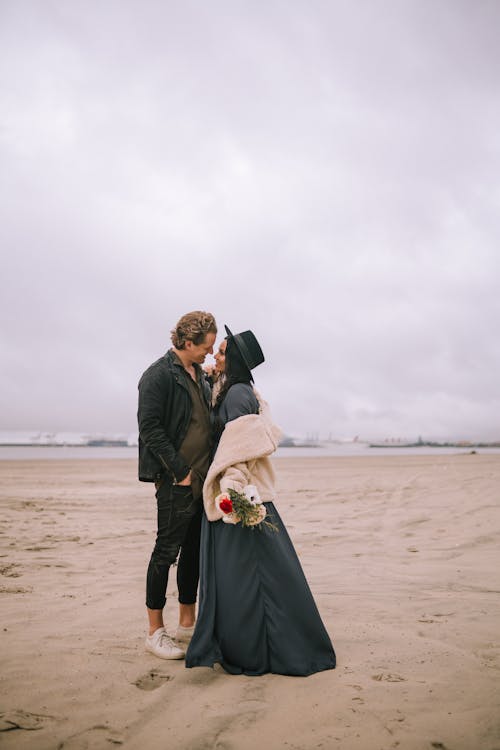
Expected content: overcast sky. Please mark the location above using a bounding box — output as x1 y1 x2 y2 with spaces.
1 0 499 441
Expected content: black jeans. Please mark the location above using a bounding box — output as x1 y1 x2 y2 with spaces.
146 481 202 610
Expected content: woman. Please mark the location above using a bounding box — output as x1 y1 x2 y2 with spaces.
204 336 227 406
186 326 336 676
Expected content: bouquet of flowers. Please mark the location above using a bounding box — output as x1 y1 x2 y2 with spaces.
215 485 278 531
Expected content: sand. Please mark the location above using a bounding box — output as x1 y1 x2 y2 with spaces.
0 454 499 750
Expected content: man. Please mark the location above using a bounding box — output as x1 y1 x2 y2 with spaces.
138 310 216 659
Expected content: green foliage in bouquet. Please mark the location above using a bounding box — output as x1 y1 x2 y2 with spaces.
227 488 279 532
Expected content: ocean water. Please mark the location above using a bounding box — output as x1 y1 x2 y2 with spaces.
0 443 498 460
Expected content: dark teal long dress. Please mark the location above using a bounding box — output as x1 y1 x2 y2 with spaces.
185 383 336 676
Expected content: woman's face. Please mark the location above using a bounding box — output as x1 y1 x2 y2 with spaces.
214 339 227 373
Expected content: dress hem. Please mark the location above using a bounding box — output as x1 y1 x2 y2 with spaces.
186 657 336 677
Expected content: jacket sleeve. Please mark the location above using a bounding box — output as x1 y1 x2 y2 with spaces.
219 461 252 495
138 370 190 482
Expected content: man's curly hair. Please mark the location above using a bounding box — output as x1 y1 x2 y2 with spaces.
171 311 217 349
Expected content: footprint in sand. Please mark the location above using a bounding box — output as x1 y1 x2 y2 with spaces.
0 709 55 732
419 612 455 624
58 724 123 749
189 722 234 750
133 669 173 691
371 673 407 682
0 563 22 578
0 585 33 594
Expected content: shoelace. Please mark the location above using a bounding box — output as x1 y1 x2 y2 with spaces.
158 631 177 648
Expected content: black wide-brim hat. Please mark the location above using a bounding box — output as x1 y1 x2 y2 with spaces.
224 325 265 378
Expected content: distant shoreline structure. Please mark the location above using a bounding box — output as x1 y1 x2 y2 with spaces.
368 439 500 449
0 433 137 448
278 436 322 448
0 440 132 448
1 433 499 451
279 435 500 450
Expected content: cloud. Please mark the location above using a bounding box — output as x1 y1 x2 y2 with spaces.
1 0 499 439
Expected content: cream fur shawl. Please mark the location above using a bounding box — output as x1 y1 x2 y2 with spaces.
203 395 282 522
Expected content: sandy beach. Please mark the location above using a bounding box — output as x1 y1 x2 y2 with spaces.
1 454 499 750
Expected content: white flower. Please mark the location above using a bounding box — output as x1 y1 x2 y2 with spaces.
243 484 261 505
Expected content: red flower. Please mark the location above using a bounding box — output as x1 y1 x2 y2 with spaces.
219 498 233 514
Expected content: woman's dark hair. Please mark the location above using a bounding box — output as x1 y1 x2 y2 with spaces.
214 337 252 409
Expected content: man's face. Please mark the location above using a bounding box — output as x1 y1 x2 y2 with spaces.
185 332 216 365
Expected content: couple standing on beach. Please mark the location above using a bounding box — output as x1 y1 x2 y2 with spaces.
137 311 336 676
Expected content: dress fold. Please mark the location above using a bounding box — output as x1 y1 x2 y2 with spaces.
186 502 336 677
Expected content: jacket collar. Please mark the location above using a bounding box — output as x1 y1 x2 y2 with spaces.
167 348 203 379
165 349 211 406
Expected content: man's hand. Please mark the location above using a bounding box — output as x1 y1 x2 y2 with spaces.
177 471 192 486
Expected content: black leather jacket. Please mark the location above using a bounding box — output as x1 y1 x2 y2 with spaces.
137 350 211 483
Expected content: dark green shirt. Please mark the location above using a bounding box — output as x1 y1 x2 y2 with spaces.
173 353 212 499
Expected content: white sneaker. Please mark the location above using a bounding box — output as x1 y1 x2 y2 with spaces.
145 627 185 660
174 624 195 644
